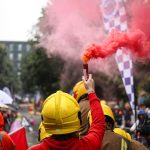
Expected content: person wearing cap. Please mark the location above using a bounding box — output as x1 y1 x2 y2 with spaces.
0 112 15 150
130 109 150 147
114 127 147 150
28 74 105 150
73 80 90 137
88 103 130 150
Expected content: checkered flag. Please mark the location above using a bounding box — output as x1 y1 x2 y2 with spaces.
116 49 135 110
101 0 135 111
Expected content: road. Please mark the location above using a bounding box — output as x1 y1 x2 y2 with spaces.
19 103 41 148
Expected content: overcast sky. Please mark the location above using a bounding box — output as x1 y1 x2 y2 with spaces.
0 0 48 41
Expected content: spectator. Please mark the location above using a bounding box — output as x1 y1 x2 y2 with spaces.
124 102 133 128
0 112 15 150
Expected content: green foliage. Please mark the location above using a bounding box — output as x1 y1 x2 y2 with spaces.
21 46 64 98
0 44 17 92
138 75 150 94
60 61 83 92
94 72 128 101
134 61 150 96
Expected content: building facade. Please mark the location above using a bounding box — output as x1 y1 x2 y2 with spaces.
0 41 31 77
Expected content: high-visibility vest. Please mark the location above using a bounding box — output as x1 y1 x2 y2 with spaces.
121 138 128 150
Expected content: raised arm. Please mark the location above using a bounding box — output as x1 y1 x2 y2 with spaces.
80 74 106 150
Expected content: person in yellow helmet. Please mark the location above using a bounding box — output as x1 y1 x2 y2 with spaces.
114 127 147 150
88 103 131 150
28 74 105 150
73 80 90 137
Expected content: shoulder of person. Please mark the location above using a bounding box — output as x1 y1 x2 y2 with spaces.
131 139 147 150
105 130 122 140
28 140 50 150
105 130 130 143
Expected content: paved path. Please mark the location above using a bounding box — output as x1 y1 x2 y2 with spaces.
19 103 41 147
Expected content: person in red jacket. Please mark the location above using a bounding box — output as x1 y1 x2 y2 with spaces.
0 112 15 150
28 74 106 150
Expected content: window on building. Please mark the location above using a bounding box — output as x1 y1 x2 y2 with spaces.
18 53 22 61
26 44 31 52
18 44 23 51
17 63 21 70
9 53 14 60
9 44 14 51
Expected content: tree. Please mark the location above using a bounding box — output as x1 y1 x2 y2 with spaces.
21 46 64 98
133 61 150 96
0 44 18 92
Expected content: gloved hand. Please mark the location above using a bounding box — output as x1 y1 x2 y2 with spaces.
82 74 95 94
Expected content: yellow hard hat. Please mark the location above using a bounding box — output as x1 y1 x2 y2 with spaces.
39 122 51 141
42 91 81 135
101 103 115 122
114 128 132 141
73 81 87 101
126 133 132 141
101 100 107 105
88 103 115 125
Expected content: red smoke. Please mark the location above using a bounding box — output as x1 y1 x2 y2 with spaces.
129 0 150 38
82 0 150 63
82 29 150 63
38 0 150 74
38 0 103 61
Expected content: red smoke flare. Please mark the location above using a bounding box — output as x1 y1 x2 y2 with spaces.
83 63 89 80
82 29 150 63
